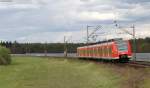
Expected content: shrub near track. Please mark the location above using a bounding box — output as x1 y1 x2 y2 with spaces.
0 46 11 65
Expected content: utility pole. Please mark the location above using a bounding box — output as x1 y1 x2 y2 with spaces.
131 25 136 61
87 25 89 44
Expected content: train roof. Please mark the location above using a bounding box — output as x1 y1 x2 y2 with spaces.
87 38 123 45
77 38 126 49
77 42 113 49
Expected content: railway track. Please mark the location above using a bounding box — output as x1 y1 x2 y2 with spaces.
126 61 150 68
77 58 150 68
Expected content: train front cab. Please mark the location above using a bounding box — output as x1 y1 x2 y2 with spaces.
113 40 132 62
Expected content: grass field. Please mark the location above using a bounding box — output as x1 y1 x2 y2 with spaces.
0 56 149 88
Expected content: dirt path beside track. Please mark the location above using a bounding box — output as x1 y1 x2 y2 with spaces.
109 64 150 88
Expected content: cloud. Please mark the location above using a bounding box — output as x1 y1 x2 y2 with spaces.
122 0 150 4
17 31 86 43
0 0 150 43
78 11 116 20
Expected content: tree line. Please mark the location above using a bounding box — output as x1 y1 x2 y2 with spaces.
130 37 150 53
0 41 85 54
0 37 150 54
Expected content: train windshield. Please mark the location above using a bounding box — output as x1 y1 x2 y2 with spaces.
115 40 128 52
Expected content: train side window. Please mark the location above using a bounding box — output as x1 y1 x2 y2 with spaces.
104 46 106 56
96 48 97 55
108 46 110 56
104 46 105 56
98 47 100 55
92 48 94 55
95 48 96 55
92 48 95 55
89 49 91 55
105 46 106 56
100 47 102 56
89 48 91 55
91 48 93 55
108 46 110 55
101 46 103 56
82 49 84 55
99 47 101 56
87 49 88 55
103 46 105 56
102 46 105 56
87 49 89 55
109 46 112 54
101 47 102 56
88 49 90 55
80 50 82 55
106 46 108 56
88 49 89 55
90 48 92 55
93 48 95 55
97 47 99 55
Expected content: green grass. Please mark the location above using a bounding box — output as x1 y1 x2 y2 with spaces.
141 68 150 88
142 78 150 88
0 56 121 88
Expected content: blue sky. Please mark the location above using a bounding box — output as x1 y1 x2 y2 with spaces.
0 0 150 43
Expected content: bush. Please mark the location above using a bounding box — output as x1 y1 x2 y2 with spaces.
0 46 11 65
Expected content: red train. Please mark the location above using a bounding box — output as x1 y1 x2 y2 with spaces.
77 38 132 62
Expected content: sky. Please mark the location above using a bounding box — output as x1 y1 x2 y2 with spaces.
0 0 150 43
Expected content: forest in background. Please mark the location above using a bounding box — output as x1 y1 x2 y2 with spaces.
0 37 150 54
